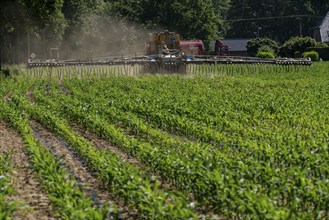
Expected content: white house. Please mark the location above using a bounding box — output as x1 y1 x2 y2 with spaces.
314 11 329 43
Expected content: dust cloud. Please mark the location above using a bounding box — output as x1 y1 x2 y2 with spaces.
1 1 163 64
60 16 153 61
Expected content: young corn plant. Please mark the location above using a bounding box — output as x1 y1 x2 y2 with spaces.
1 100 114 220
10 93 197 220
0 153 16 220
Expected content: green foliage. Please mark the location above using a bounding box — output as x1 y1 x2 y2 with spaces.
0 153 16 219
256 43 276 58
1 0 328 64
102 0 223 41
302 51 319 61
280 36 317 58
246 38 279 57
104 0 142 22
315 42 329 48
0 92 113 219
226 0 329 41
211 0 230 35
61 0 105 58
256 51 275 59
2 62 329 219
294 51 302 58
22 0 67 43
258 45 275 53
305 47 329 61
25 81 197 219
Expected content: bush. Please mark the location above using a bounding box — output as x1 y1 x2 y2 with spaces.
315 42 329 48
258 45 274 53
256 51 275 59
303 51 319 61
280 36 317 57
294 51 301 58
305 47 329 61
247 38 279 57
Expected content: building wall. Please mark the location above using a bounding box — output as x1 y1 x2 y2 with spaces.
318 12 329 42
320 25 329 43
314 29 321 42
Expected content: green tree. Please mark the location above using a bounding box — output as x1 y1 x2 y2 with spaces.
61 0 104 59
280 36 317 57
0 1 27 64
225 0 326 42
172 0 221 40
104 0 143 23
0 0 66 63
107 0 222 41
246 37 279 57
23 0 67 43
212 0 231 35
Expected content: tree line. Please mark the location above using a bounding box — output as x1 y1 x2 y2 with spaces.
1 0 328 63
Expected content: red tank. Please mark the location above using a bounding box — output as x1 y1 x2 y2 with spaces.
180 40 205 55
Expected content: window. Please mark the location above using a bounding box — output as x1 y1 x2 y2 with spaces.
219 47 228 52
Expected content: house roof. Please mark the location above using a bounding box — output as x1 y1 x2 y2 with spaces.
210 39 251 51
220 39 251 51
314 11 329 29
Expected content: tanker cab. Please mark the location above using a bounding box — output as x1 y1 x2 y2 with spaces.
217 46 229 56
214 40 229 56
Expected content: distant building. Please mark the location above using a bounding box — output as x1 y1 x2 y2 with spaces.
210 39 251 56
314 11 329 43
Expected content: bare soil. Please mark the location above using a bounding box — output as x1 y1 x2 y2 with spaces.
30 121 138 219
72 124 175 190
73 124 219 219
0 120 59 220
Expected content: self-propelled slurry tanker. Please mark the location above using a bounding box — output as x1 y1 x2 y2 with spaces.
28 30 312 74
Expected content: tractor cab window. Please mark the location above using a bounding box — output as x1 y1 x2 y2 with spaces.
219 46 228 52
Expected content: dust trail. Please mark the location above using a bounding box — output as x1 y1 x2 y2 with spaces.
60 16 163 61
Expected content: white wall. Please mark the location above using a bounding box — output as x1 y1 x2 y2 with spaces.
320 13 329 42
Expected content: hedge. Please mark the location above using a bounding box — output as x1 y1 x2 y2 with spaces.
279 36 317 58
246 38 279 57
305 47 329 61
256 51 275 59
303 51 319 61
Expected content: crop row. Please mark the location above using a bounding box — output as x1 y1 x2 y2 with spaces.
55 73 329 218
0 153 16 220
29 79 329 219
32 80 266 218
0 99 112 219
37 81 250 215
0 80 109 219
61 77 329 177
64 74 328 152
10 92 197 219
1 62 328 219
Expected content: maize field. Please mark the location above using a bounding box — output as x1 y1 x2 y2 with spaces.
0 62 329 219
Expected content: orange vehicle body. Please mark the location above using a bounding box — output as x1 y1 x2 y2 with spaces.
146 30 181 55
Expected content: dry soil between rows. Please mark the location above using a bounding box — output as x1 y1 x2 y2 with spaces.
30 121 138 219
0 120 59 220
